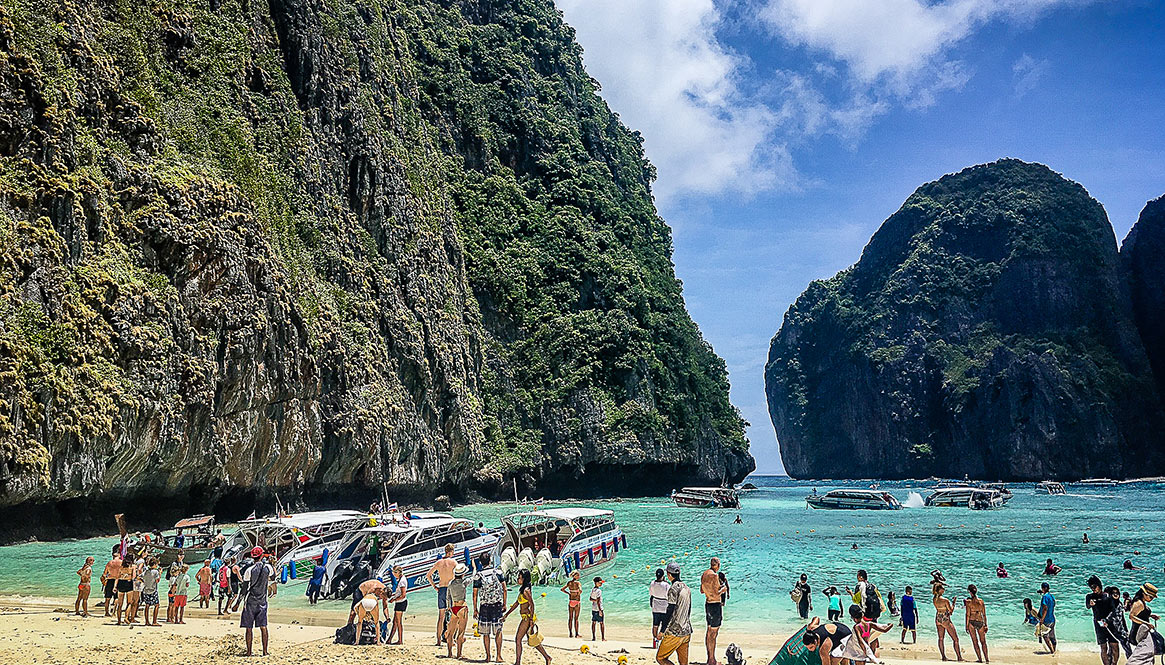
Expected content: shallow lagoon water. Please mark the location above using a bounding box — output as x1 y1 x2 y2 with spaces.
1 476 1162 643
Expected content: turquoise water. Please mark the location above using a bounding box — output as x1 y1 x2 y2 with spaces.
2 476 1162 643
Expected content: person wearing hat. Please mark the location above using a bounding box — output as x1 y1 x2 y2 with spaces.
656 562 692 665
1127 583 1159 665
240 546 275 657
591 576 606 641
445 563 471 658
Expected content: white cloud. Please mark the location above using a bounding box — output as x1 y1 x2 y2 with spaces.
555 0 797 202
1013 53 1051 98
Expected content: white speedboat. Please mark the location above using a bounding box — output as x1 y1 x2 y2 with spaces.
497 508 624 584
222 510 369 582
322 512 499 595
1036 481 1066 495
806 489 902 510
1077 478 1118 487
671 487 740 508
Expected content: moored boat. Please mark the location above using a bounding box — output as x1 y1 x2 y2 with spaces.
223 510 369 583
1036 481 1066 495
806 489 902 510
497 508 625 584
671 487 740 509
925 486 981 507
968 489 1005 510
149 515 221 566
1077 478 1118 487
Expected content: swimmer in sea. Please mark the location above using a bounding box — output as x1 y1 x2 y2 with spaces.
996 563 1007 578
1043 559 1062 576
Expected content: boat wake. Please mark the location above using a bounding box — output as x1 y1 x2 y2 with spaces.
902 492 926 508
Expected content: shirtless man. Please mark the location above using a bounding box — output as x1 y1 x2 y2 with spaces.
802 617 853 665
427 543 458 646
196 559 213 608
76 556 94 616
700 557 726 665
100 549 121 617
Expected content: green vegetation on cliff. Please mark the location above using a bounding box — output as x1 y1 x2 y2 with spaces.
766 160 1163 480
0 0 750 512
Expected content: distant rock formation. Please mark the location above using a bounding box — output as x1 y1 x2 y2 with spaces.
766 159 1165 480
1122 195 1165 398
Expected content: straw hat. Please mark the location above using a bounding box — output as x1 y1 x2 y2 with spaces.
1142 583 1158 599
454 563 469 577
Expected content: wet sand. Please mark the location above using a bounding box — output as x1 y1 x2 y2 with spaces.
1 594 1098 664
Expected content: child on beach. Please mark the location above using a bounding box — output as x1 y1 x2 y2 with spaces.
561 570 582 638
900 586 918 644
75 556 94 617
172 564 190 624
196 559 212 608
141 557 161 626
590 576 606 641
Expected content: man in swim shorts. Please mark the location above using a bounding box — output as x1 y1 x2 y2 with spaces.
100 549 121 617
700 557 725 665
427 543 458 646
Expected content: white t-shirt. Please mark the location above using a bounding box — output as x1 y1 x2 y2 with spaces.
649 580 671 613
245 563 275 584
590 586 603 612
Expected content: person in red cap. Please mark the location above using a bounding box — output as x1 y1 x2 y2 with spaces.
241 546 274 656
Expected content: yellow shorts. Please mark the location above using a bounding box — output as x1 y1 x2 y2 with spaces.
656 634 691 662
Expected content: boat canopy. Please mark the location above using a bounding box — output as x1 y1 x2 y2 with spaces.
174 515 215 529
239 510 367 531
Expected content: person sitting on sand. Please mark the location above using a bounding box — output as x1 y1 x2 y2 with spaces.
803 616 852 665
933 583 963 662
996 563 1007 578
1043 559 1062 575
75 556 94 617
964 584 989 664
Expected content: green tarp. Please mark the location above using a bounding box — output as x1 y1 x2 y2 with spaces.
768 626 817 665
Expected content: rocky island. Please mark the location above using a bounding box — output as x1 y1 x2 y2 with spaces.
766 159 1165 480
0 0 752 538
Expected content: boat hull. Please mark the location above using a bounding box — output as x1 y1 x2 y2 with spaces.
806 498 900 510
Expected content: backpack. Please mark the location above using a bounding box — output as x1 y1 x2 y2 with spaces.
862 583 882 619
726 643 746 665
333 621 378 645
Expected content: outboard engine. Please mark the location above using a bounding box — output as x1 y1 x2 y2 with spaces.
329 560 356 598
517 547 535 573
342 561 373 599
499 547 517 578
534 549 554 583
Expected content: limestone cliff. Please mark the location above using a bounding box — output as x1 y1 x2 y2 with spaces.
0 0 751 533
765 160 1163 480
1122 195 1165 399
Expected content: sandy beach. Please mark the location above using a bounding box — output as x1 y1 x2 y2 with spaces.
1 594 1099 665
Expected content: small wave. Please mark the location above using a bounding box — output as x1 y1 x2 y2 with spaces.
902 491 926 508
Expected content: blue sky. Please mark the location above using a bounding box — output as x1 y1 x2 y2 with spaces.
554 0 1165 473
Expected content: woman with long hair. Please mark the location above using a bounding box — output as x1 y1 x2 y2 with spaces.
964 584 988 663
504 569 551 665
1127 584 1159 665
933 584 964 662
387 566 408 645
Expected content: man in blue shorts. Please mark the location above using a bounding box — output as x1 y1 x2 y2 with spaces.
900 586 918 643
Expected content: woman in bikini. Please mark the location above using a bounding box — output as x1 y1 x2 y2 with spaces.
75 556 94 617
560 570 582 638
964 584 989 663
933 584 963 662
504 569 551 665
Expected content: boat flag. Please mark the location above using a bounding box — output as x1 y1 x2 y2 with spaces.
387 502 398 512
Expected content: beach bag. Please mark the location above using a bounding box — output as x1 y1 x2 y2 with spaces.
727 643 746 665
526 623 544 647
1152 629 1165 655
790 588 803 604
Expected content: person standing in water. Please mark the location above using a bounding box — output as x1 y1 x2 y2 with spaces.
826 586 843 622
964 584 989 664
649 568 671 647
795 574 812 620
900 586 918 644
933 583 963 662
560 570 582 638
75 556 94 617
1037 582 1057 654
700 558 725 665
